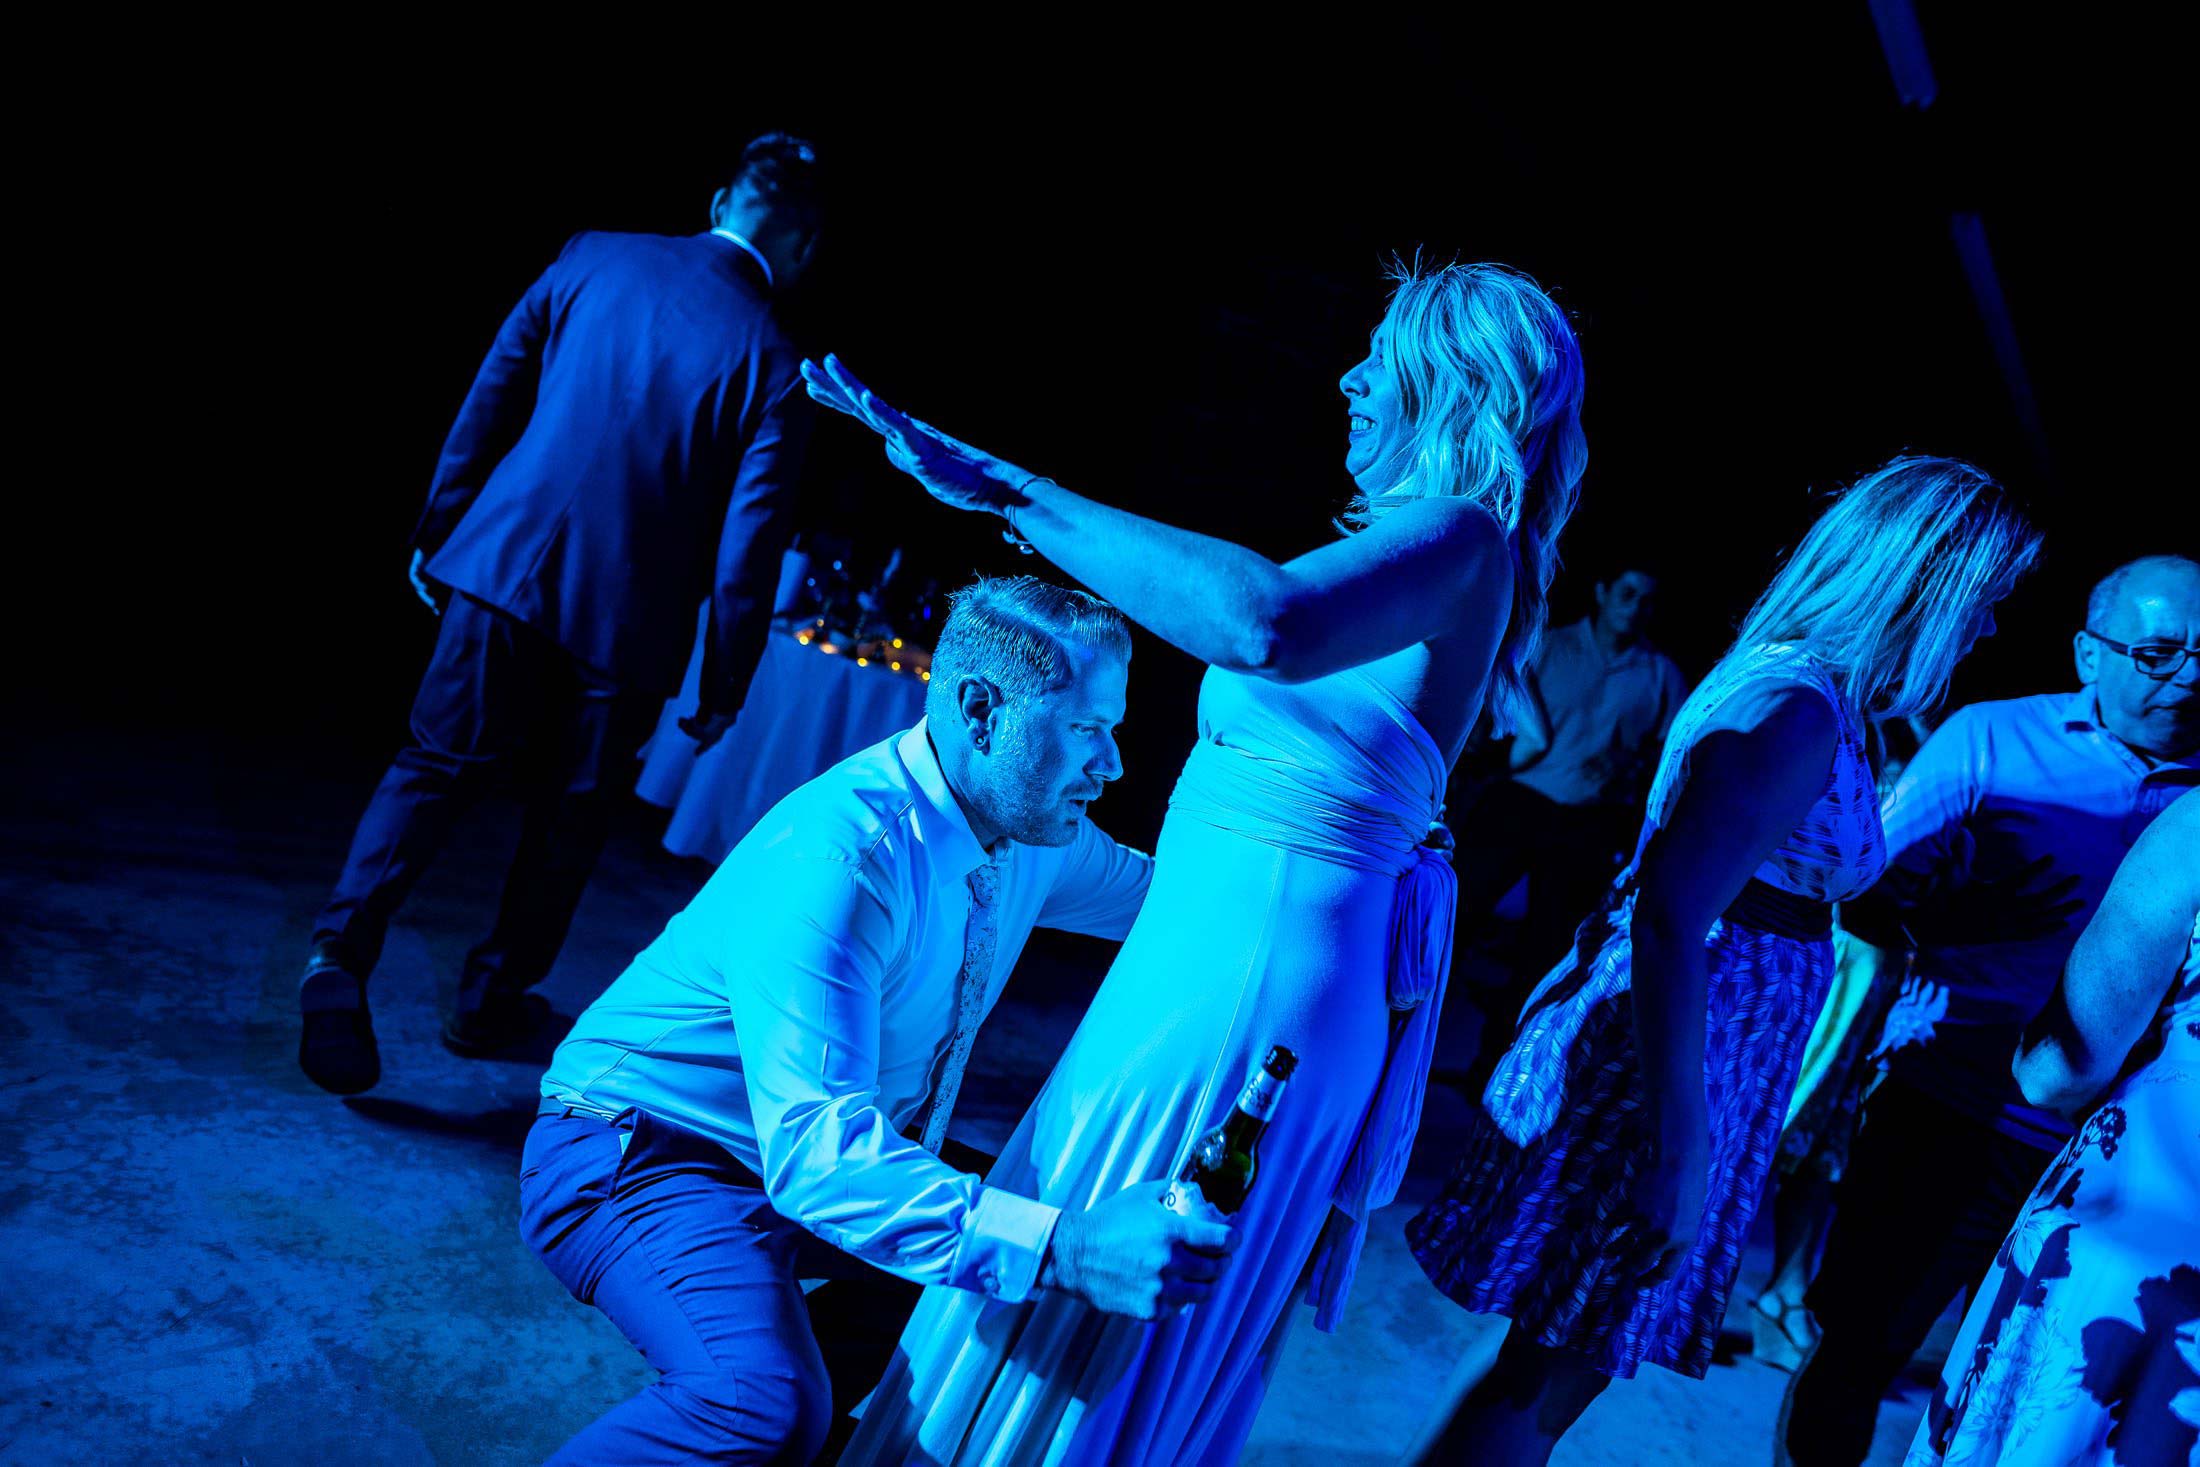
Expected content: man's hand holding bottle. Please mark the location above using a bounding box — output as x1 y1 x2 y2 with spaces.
1039 1044 1293 1320
1041 1182 1239 1321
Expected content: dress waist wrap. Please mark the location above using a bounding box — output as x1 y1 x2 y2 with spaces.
1722 877 1832 941
1169 737 1456 1331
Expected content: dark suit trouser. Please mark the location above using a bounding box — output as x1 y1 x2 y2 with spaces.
522 1108 940 1465
1450 779 1636 1076
1784 1077 2054 1466
311 594 662 1015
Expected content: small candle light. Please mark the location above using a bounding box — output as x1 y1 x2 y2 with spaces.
856 657 869 667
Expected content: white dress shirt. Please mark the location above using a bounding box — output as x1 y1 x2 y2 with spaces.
1513 618 1690 807
541 720 1152 1301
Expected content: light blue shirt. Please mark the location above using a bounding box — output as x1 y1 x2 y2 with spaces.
1875 690 2199 1146
1514 618 1690 807
542 721 1153 1300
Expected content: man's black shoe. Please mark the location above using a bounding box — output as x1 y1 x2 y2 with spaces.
299 964 380 1095
441 992 555 1057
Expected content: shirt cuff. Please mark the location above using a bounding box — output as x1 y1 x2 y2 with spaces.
954 1186 1061 1303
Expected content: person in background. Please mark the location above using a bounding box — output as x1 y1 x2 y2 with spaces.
1406 456 2041 1467
298 136 824 1093
1452 558 1690 1077
1907 790 2197 1465
522 578 1234 1465
1782 553 2200 1466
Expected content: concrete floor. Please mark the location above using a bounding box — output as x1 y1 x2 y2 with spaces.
0 729 1931 1465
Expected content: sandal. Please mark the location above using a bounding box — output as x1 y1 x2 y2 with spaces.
1750 1291 1819 1374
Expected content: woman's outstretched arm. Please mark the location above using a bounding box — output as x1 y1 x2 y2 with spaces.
1010 477 1509 682
2016 790 2198 1115
802 355 1510 681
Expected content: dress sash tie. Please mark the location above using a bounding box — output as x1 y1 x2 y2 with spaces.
1165 679 1453 1332
1305 829 1457 1330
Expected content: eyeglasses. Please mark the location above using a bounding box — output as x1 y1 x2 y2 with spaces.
2085 629 2198 680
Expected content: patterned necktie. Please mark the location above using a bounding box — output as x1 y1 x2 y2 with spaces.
918 860 1000 1153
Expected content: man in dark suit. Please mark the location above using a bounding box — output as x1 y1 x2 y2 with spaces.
299 134 823 1095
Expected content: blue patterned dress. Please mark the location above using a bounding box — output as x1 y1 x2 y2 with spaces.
1905 910 2200 1467
1408 643 1886 1378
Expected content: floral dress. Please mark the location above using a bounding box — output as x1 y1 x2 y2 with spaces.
1905 909 2200 1466
1408 643 1885 1378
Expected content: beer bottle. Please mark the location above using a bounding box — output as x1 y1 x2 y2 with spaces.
1163 1045 1297 1217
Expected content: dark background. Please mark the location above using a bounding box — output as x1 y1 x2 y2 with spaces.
45 9 2180 848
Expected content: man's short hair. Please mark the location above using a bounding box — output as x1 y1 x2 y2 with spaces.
2087 554 2200 631
728 132 823 228
926 576 1131 717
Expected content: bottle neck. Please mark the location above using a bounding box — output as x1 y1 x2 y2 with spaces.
1224 1068 1286 1143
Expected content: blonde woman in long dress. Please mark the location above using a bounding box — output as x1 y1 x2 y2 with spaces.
803 260 1587 1465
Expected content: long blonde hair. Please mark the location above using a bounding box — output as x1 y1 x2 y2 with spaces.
1732 455 2042 718
1339 259 1587 716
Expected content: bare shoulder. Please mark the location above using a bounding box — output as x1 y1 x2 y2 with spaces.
1380 497 1512 605
1669 683 1842 830
2129 790 2200 905
1698 676 1840 755
2147 785 2200 843
1406 498 1512 633
1396 494 1507 549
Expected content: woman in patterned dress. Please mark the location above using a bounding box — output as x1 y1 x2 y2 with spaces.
1907 788 2199 1466
1403 456 2042 1465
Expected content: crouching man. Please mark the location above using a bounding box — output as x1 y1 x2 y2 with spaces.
521 577 1236 1465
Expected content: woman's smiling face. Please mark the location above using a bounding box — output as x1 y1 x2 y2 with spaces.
1339 322 1409 493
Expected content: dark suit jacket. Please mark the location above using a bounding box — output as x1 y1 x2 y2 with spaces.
411 231 811 710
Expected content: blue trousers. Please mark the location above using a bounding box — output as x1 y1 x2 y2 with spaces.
519 1108 919 1465
313 594 660 1015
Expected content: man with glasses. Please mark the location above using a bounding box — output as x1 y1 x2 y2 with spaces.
1781 554 2199 1467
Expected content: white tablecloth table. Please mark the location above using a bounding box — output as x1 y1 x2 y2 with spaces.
636 620 929 863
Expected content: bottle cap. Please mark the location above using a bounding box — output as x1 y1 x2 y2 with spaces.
1263 1045 1298 1079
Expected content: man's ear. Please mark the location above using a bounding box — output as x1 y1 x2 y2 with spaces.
2072 629 2099 686
708 187 730 228
956 676 1001 747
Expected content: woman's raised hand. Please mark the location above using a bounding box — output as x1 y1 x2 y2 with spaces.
800 355 1030 518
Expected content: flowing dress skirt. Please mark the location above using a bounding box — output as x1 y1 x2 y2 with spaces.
844 813 1397 1466
1407 900 1837 1378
